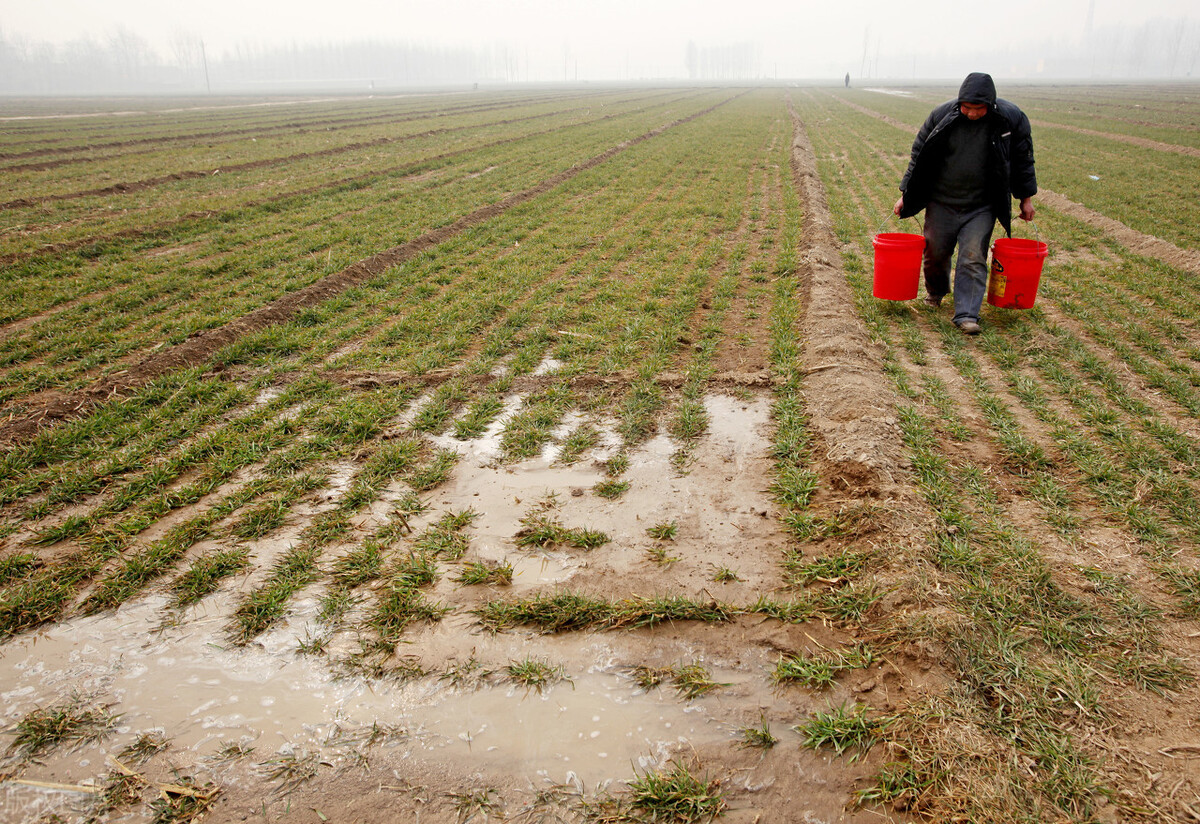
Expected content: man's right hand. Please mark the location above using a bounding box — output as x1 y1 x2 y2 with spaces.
893 196 904 216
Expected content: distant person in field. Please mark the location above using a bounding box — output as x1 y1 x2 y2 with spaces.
892 72 1037 335
845 72 850 88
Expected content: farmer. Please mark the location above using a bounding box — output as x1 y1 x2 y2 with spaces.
892 72 1037 335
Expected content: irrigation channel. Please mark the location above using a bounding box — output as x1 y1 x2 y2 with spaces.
2 83 1200 822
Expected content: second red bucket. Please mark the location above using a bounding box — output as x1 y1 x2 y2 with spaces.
872 232 925 300
987 237 1048 309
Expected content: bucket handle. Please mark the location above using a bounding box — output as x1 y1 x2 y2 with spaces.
876 210 923 235
1009 220 1041 242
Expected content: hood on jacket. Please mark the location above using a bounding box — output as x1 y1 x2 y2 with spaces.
958 72 997 109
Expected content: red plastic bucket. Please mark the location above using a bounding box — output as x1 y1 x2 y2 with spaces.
987 237 1048 309
872 233 925 300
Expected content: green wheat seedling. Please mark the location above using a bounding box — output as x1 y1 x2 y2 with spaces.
0 373 244 510
784 501 889 542
411 379 469 434
295 628 331 657
209 742 255 763
440 656 494 689
227 426 433 643
0 552 37 585
856 761 935 809
556 422 600 465
412 509 477 560
169 547 251 608
605 453 630 476
624 762 726 823
773 643 876 689
794 702 886 761
230 473 326 539
5 694 120 760
31 410 292 547
3 465 276 637
474 592 735 633
448 787 503 821
262 750 325 795
737 715 777 749
669 398 709 444
711 566 740 583
515 512 610 550
672 662 726 700
318 585 362 624
646 521 678 540
917 373 974 441
593 478 630 499
95 769 144 816
329 540 387 589
85 477 275 614
748 596 816 623
325 720 407 751
452 392 507 440
505 658 571 694
454 560 514 586
630 665 674 691
405 448 458 493
500 383 574 461
646 544 680 566
117 731 170 764
617 376 666 448
230 544 321 645
368 577 449 646
783 547 871 587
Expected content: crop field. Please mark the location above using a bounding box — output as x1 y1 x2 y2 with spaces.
1 82 1199 823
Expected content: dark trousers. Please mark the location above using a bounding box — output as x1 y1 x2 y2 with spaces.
923 201 995 324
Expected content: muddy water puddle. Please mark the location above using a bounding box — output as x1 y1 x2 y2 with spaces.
2 392 790 819
0 595 734 791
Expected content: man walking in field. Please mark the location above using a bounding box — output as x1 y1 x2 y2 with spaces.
892 72 1037 335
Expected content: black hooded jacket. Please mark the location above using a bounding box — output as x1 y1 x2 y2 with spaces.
898 73 1037 235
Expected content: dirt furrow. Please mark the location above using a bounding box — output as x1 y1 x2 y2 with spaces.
1030 119 1200 158
788 97 908 495
1038 189 1200 275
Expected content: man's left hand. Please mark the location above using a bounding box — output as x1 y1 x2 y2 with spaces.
1018 197 1036 221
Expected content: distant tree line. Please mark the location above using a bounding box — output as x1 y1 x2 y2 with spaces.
685 41 760 80
1 16 1197 96
0 28 522 95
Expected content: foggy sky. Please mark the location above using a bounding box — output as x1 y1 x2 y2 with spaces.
2 0 1197 84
